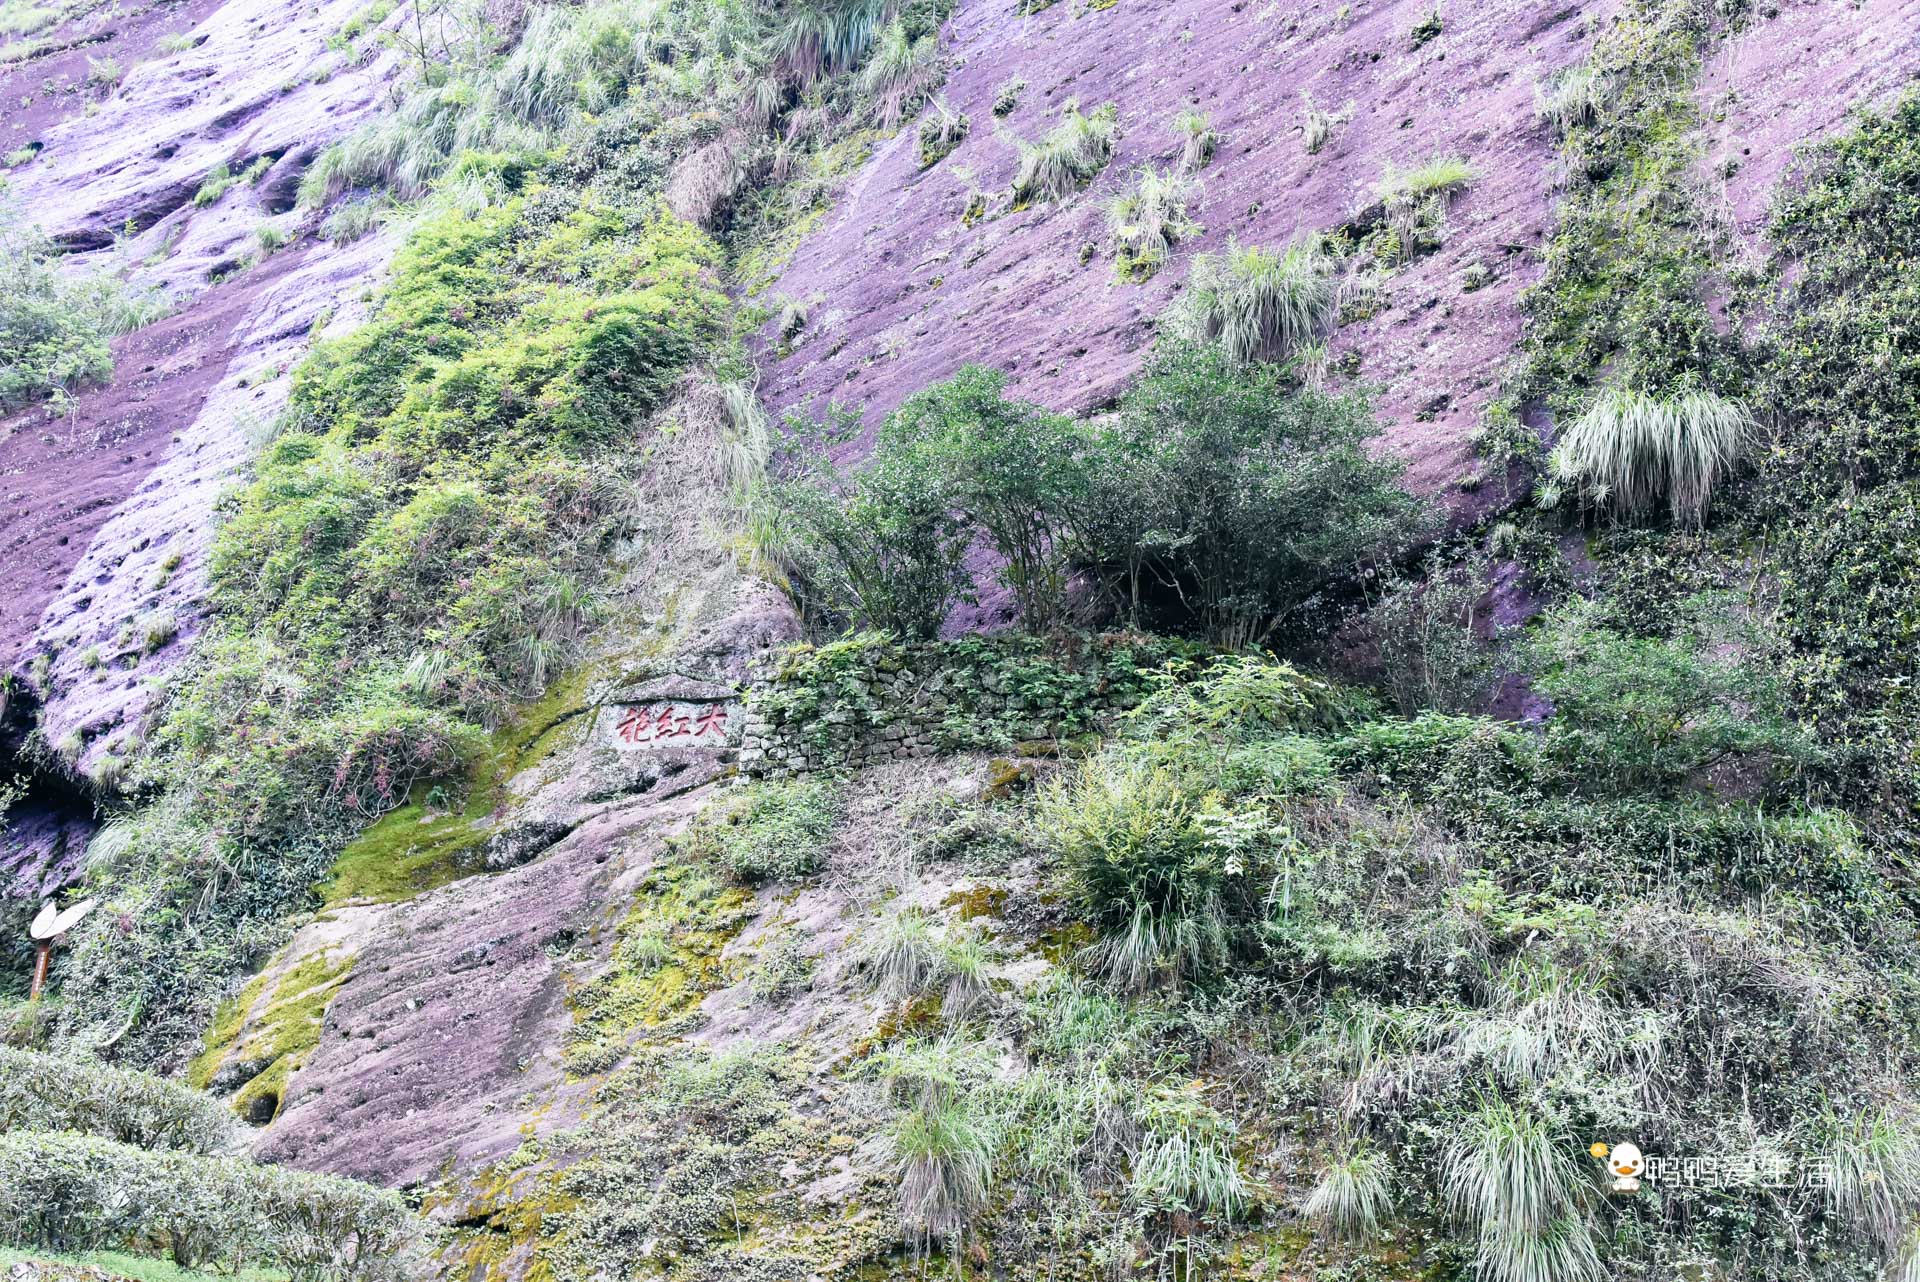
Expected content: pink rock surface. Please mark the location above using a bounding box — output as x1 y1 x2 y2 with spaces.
1697 0 1920 249
255 789 707 1186
756 0 1612 497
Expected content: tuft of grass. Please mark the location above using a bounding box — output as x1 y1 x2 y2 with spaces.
1172 107 1217 172
253 223 287 256
1175 235 1338 366
1011 103 1117 204
1535 63 1601 136
866 1038 995 1254
1105 165 1198 281
861 904 945 1002
192 163 233 207
1375 156 1475 260
1301 91 1351 155
155 31 199 53
319 195 390 244
859 19 937 127
917 98 968 168
1131 1083 1253 1220
1543 385 1750 527
85 54 122 91
991 76 1023 116
1819 1108 1920 1251
938 930 994 1022
1444 1097 1601 1282
1304 1146 1393 1241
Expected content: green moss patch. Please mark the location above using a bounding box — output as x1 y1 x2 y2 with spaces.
562 862 753 1075
321 663 595 906
187 949 353 1123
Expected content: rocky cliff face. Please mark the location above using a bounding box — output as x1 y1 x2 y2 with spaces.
5 0 1920 1279
2 0 407 793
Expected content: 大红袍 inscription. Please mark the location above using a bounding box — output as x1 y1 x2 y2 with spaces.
603 700 739 749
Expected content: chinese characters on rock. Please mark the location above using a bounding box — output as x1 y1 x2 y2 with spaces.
615 702 731 746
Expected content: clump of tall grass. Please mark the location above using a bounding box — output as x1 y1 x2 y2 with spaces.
1374 155 1475 260
1105 165 1198 281
775 0 889 84
1175 235 1339 366
1130 1083 1253 1220
860 19 937 126
1818 1108 1920 1251
938 930 994 1021
321 195 392 244
1542 385 1750 527
1039 754 1242 990
1535 63 1602 135
860 904 945 1002
1451 957 1661 1087
1173 107 1217 172
1304 1146 1393 1241
917 98 968 167
1011 103 1117 204
1445 1097 1601 1282
1301 91 1351 155
865 1037 996 1254
85 54 122 91
193 162 234 207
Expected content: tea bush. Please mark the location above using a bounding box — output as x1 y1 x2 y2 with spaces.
0 1131 419 1278
0 1047 241 1155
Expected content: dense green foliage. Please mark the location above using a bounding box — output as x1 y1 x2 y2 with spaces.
0 1131 419 1278
0 204 164 411
40 41 740 1063
773 343 1421 645
0 1047 241 1154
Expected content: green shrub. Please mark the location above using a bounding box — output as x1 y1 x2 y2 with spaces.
1523 597 1815 796
880 366 1085 631
0 1131 420 1277
703 777 842 882
1367 553 1499 715
772 413 975 640
1039 751 1263 989
1070 340 1424 646
0 1048 241 1154
0 204 165 410
1758 90 1920 508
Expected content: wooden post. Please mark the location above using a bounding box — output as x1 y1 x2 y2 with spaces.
29 940 52 1002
